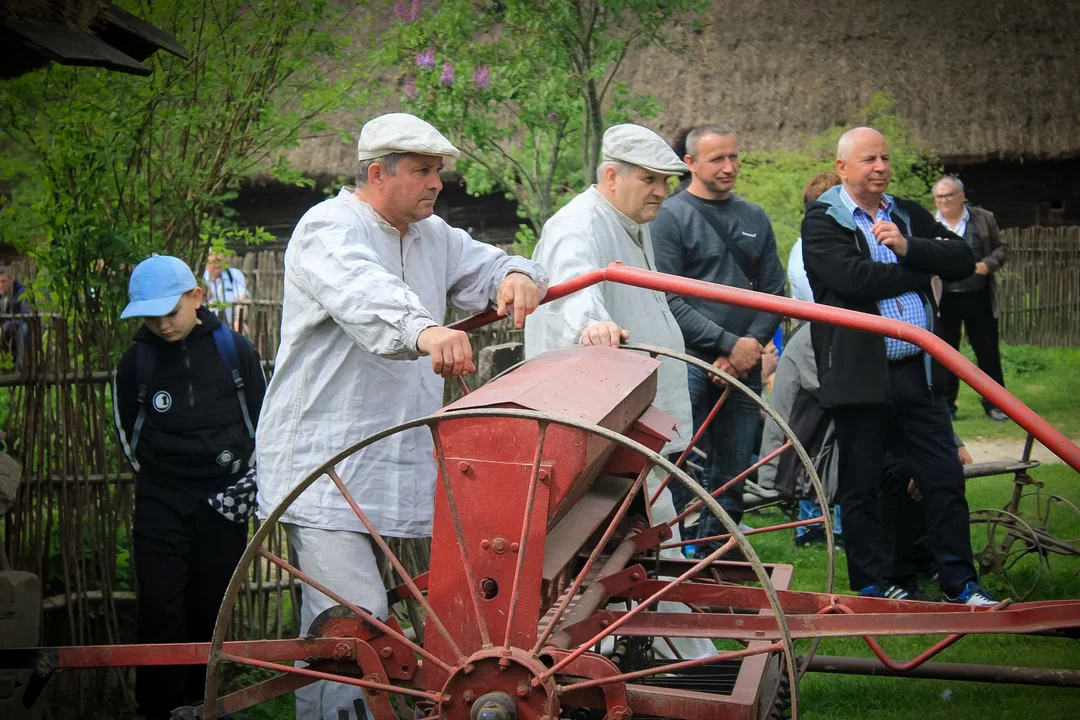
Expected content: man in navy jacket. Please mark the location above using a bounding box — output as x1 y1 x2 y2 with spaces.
801 127 995 606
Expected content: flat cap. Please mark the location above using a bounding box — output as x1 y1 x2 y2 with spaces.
357 113 461 161
601 124 688 176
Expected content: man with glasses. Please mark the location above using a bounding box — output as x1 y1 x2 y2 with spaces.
933 177 1009 422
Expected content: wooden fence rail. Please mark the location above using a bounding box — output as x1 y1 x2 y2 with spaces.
997 226 1080 347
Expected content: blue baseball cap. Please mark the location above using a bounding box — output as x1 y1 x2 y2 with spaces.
121 254 198 319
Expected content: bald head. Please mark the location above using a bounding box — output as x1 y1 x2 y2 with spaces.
837 127 887 160
835 127 891 208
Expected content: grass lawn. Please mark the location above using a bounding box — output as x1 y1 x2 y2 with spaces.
950 345 1080 444
744 463 1080 720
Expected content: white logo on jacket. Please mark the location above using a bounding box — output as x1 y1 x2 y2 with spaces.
152 391 172 412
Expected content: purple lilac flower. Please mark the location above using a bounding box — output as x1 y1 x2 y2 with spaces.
403 77 418 100
416 49 435 68
395 0 422 23
547 112 560 122
440 61 455 87
472 64 490 90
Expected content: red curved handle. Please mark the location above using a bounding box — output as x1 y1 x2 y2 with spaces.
450 263 1080 472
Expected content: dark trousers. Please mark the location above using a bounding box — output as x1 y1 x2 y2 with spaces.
879 454 934 587
133 478 248 719
683 363 762 552
830 357 976 596
938 287 1005 412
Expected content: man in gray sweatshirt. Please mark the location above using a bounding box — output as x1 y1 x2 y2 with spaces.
651 123 786 555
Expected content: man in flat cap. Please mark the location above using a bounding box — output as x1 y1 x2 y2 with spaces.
651 123 786 557
257 112 548 719
524 123 716 660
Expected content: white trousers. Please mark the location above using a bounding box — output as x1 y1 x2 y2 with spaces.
645 465 719 660
285 523 387 720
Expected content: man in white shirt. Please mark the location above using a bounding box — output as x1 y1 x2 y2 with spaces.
203 253 248 331
256 113 548 719
524 123 715 659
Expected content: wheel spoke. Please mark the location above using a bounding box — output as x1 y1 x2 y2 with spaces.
649 385 731 505
556 641 782 692
220 653 441 702
325 466 467 664
538 538 738 683
532 465 650 655
503 422 549 651
661 516 827 551
430 427 493 647
256 547 453 675
670 442 791 528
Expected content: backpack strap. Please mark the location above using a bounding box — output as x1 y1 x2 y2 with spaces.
212 323 255 440
681 193 761 290
130 341 157 459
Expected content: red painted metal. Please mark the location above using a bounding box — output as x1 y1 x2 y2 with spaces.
648 384 731 504
450 264 1080 471
670 441 791 527
662 516 830 550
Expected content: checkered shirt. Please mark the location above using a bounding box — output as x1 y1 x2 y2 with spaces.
837 188 928 359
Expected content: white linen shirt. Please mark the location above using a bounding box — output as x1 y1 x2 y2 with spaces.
256 188 548 537
523 187 693 453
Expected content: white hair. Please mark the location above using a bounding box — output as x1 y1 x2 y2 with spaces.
356 152 408 188
934 176 965 193
596 160 636 184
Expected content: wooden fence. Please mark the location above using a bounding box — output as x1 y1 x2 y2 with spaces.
997 226 1080 347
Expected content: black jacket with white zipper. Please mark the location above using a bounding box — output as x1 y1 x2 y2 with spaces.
113 306 266 494
801 189 975 408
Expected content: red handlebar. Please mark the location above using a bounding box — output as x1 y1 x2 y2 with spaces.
449 263 1080 472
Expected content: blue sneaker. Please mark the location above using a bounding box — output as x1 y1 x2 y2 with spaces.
858 584 911 600
945 582 998 606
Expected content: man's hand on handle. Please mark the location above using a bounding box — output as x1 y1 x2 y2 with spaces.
497 272 544 328
417 326 476 378
581 321 629 348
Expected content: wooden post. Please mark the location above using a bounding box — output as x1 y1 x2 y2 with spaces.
478 342 524 385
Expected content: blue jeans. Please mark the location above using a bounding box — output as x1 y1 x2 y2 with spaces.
796 501 843 537
683 363 762 554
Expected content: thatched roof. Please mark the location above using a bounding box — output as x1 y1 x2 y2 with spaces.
285 0 1080 178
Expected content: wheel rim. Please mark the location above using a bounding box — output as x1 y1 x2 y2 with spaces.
203 407 801 720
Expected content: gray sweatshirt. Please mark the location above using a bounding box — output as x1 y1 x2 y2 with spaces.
651 191 786 361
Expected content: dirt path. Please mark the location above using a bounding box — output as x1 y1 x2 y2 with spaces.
963 437 1080 466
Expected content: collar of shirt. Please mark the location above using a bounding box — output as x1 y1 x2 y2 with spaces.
338 186 418 239
936 205 970 234
588 185 645 247
838 186 894 224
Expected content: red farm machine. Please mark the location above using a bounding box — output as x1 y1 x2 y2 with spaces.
3 264 1079 719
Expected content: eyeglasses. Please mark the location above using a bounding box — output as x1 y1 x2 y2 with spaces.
934 191 962 200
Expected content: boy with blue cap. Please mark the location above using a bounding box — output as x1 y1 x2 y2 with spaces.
112 254 267 719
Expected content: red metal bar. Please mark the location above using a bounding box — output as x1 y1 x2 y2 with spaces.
537 538 738 683
256 548 454 675
451 265 1080 471
532 467 650 654
557 642 782 692
827 598 1011 673
670 442 791 527
661 517 827 551
45 639 346 668
220 653 441 702
502 421 548 651
560 603 1080 642
648 385 731 505
325 467 467 664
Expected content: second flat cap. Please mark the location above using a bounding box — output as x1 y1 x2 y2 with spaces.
601 124 688 176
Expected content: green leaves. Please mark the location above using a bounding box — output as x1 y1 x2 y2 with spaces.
0 0 374 361
375 0 704 239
